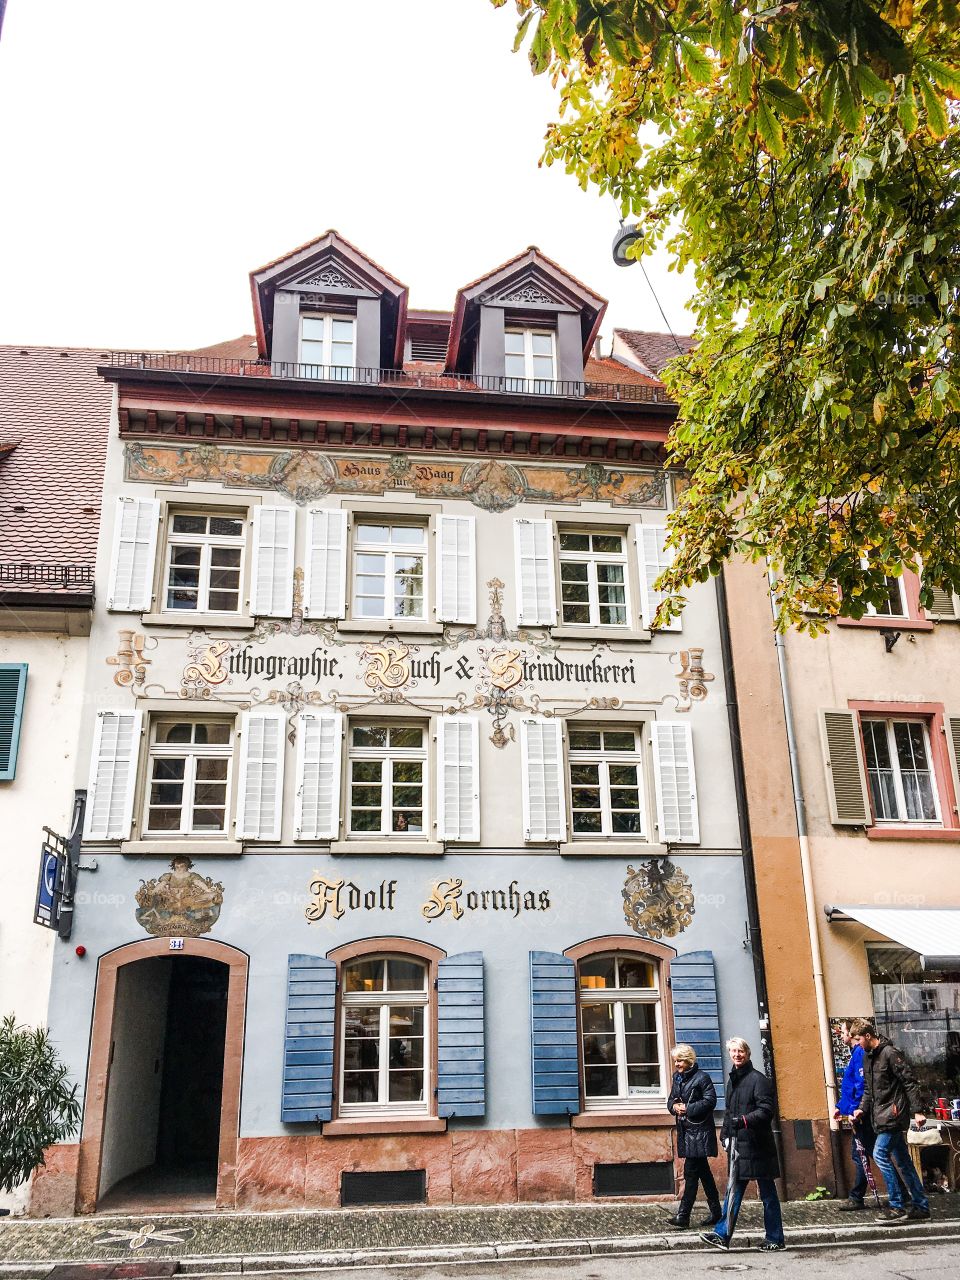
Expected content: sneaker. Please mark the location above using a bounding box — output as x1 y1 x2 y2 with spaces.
839 1199 866 1212
700 1232 729 1249
876 1207 908 1223
906 1206 931 1220
757 1241 786 1252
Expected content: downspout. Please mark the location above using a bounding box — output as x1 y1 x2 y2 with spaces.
766 567 839 1134
714 571 786 1192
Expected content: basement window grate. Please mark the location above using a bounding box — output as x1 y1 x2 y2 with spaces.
593 1161 674 1197
341 1169 427 1206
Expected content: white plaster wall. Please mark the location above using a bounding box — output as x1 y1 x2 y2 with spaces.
0 628 90 1213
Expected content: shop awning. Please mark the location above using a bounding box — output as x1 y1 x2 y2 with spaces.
825 906 960 970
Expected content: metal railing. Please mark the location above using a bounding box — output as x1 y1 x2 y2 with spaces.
106 352 673 405
0 563 95 588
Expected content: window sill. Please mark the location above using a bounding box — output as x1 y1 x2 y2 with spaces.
121 838 243 856
551 626 651 644
572 1111 673 1129
865 826 960 842
329 839 445 856
559 841 668 858
836 617 934 633
338 619 444 636
322 1117 447 1136
139 612 255 630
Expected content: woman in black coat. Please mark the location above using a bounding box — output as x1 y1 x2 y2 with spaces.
665 1043 721 1228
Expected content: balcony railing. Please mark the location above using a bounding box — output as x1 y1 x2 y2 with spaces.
105 352 673 405
0 563 95 588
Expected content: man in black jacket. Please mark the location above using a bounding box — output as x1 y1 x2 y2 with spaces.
850 1018 930 1222
700 1038 784 1252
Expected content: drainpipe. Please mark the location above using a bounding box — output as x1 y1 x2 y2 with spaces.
714 571 786 1193
765 567 839 1136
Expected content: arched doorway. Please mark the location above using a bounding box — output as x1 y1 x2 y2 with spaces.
76 938 247 1214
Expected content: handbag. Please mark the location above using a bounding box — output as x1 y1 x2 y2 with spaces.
907 1123 943 1147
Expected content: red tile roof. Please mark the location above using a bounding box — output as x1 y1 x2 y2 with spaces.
0 347 113 583
584 355 660 386
614 328 695 379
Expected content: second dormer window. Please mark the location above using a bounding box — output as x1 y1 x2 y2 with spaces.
300 313 356 379
505 328 556 389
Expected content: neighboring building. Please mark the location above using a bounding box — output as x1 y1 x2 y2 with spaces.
0 346 111 1213
35 234 779 1216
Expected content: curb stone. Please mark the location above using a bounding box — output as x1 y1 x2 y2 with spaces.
3 1219 960 1278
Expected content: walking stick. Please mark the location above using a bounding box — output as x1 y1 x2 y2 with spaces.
852 1121 882 1208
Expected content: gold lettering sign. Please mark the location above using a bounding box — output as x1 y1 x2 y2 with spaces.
305 875 346 921
362 640 411 690
421 878 465 921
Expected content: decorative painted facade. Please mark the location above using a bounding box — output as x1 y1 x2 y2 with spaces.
37 236 771 1217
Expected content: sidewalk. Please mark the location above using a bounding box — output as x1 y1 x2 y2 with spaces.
1 1194 959 1277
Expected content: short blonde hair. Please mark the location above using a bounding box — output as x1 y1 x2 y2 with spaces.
726 1036 751 1056
671 1043 697 1066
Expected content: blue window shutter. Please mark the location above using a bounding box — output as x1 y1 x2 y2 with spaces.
529 950 581 1116
282 954 336 1123
0 664 27 781
437 950 485 1118
671 949 725 1109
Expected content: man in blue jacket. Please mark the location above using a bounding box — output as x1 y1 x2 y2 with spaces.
834 1020 872 1209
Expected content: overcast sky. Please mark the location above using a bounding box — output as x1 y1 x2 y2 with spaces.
0 1 697 353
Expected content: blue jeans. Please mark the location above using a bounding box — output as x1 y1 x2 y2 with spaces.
713 1175 784 1245
873 1131 929 1212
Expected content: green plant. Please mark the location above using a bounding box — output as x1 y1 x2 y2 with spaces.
805 1185 833 1201
0 1014 81 1193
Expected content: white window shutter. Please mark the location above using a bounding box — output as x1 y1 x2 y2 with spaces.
437 715 480 841
520 717 566 842
107 497 159 611
295 711 343 840
637 524 681 631
236 711 286 840
436 515 477 624
514 519 556 626
924 584 960 620
652 721 699 843
304 509 347 619
251 507 295 618
83 710 143 840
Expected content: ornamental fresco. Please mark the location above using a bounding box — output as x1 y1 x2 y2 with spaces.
622 858 695 939
124 442 668 511
134 856 225 938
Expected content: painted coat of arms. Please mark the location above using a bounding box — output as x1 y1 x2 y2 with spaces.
135 856 225 938
622 858 695 939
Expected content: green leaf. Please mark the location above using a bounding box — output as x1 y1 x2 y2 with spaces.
856 61 893 103
897 78 919 132
755 96 785 158
835 68 865 132
780 25 801 88
761 77 808 120
917 72 949 138
918 57 960 95
513 8 534 53
821 65 839 128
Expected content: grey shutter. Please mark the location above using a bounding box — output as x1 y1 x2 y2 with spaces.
437 951 485 1117
819 708 870 825
107 496 159 611
925 585 959 619
944 716 960 819
0 664 27 780
282 954 336 1123
529 950 581 1115
671 950 725 1109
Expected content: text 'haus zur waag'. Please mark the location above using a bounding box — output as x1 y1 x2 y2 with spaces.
39 233 777 1214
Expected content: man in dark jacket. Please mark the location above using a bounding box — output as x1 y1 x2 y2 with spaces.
851 1018 930 1222
701 1038 784 1252
664 1043 721 1228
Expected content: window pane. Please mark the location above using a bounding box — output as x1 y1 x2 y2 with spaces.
171 514 207 535
195 758 228 782
573 810 602 833
622 999 657 1027
569 730 602 751
356 525 389 544
351 759 382 781
592 534 623 554
353 726 388 748
610 788 640 810
618 959 656 990
583 1034 616 1064
390 525 426 546
210 547 242 570
301 316 326 339
560 561 589 582
351 785 381 807
386 960 426 991
350 809 382 832
603 731 637 751
152 758 186 780
393 809 422 833
388 1006 424 1036
561 582 588 603
627 1065 660 1091
194 723 231 746
608 764 638 786
559 532 590 552
342 1072 379 1103
581 1002 616 1030
531 333 553 356
389 1038 424 1069
355 595 386 616
504 331 524 355
209 517 243 538
146 808 180 831
392 785 422 806
390 727 423 748
150 783 183 806
344 962 384 993
625 1033 660 1062
388 1070 424 1102
532 355 554 379
504 354 526 378
332 318 354 342
585 1066 619 1096
156 722 193 744
612 810 643 833
392 759 423 782
580 958 617 989
192 809 225 831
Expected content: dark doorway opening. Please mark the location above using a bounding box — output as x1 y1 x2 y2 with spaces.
97 955 228 1210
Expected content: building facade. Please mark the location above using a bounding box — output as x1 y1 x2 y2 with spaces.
0 347 111 1214
37 235 772 1216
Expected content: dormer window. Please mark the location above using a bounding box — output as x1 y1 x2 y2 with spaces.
300 313 356 380
504 328 556 390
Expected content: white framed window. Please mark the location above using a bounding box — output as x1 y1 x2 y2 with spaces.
861 717 941 825
578 952 665 1111
504 328 556 389
340 955 429 1116
163 511 245 614
568 726 645 838
865 577 908 618
352 520 427 620
559 529 628 627
300 313 357 379
348 722 426 836
145 718 233 835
